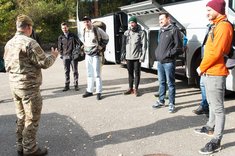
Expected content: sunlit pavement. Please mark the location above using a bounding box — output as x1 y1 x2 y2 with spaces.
1 59 235 156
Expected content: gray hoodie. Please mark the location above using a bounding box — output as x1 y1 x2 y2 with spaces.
122 24 146 62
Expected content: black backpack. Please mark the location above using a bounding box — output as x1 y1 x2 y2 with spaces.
224 22 235 69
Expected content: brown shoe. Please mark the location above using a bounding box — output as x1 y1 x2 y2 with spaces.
194 126 214 137
134 89 140 97
123 88 134 95
24 147 48 156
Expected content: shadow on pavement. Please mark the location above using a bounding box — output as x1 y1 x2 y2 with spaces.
225 105 235 115
91 115 206 149
0 98 13 104
1 112 234 156
0 113 95 156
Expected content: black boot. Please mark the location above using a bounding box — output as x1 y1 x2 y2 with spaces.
62 86 70 92
82 91 93 98
74 85 79 91
24 147 48 156
97 93 102 100
17 150 23 156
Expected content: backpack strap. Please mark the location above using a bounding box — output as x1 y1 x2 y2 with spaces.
83 27 86 42
210 19 231 41
210 20 234 56
93 26 99 42
202 24 214 46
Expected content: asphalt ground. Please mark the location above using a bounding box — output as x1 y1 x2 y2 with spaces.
1 58 235 156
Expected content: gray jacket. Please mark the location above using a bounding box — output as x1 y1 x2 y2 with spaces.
122 24 146 62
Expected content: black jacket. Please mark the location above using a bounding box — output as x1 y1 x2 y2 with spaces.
58 32 81 57
155 24 183 63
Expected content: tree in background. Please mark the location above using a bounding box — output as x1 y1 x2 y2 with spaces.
0 0 147 47
0 0 17 44
0 0 74 45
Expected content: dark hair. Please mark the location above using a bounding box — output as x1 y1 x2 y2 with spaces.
61 22 68 27
159 12 170 18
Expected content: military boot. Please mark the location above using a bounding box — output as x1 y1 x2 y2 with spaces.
24 147 48 156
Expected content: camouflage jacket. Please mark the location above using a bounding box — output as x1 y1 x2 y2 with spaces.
4 32 56 89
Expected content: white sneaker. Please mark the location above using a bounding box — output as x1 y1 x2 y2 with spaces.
168 103 175 113
152 100 165 109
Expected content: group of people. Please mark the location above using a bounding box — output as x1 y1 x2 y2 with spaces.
58 16 109 100
152 0 233 155
3 14 110 156
3 0 233 155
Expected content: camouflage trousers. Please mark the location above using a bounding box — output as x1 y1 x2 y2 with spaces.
10 86 42 154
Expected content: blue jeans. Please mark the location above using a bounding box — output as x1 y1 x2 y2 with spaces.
200 75 209 110
85 55 102 93
157 62 175 104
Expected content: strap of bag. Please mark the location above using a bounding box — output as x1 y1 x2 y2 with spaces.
202 24 213 46
93 26 100 43
210 20 234 57
83 26 100 43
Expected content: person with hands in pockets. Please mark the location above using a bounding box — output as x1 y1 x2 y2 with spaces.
195 0 233 154
122 16 146 97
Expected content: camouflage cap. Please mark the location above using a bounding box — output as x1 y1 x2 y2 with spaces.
16 14 34 27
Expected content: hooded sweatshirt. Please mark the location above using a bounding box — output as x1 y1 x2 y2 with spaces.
122 24 146 61
199 15 233 76
155 24 183 63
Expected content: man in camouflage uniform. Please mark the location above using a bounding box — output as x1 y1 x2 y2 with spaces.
4 14 58 156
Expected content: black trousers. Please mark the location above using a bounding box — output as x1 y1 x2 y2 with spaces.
63 58 79 86
126 60 141 90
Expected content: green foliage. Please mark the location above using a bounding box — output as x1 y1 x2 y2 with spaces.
17 0 74 43
0 0 142 46
0 0 17 44
0 0 74 44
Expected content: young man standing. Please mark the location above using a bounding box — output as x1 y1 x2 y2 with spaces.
122 16 146 97
152 12 183 113
82 16 109 100
58 22 81 91
196 0 233 154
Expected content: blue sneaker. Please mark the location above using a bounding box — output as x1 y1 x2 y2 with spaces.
152 100 165 108
168 103 175 113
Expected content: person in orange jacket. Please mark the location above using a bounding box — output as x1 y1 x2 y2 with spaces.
195 0 233 155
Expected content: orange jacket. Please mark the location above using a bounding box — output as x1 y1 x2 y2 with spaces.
199 15 233 76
